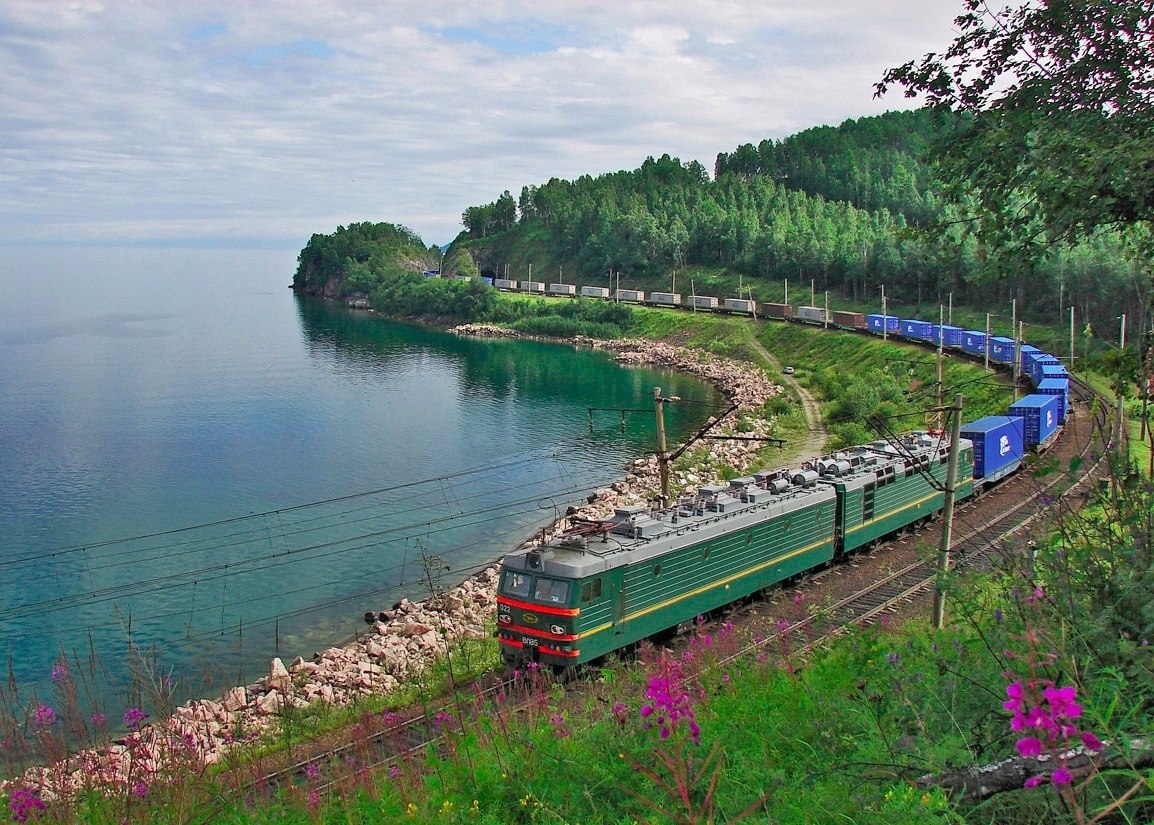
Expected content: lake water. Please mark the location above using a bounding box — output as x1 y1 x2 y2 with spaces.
0 247 719 707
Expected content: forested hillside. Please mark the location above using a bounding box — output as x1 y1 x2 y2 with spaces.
450 110 1148 335
293 222 440 299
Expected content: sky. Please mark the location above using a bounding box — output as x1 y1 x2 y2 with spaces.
0 1 965 249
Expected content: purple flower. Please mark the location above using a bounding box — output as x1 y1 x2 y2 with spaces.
307 789 321 808
91 712 106 727
640 654 700 745
1052 767 1074 785
886 651 901 667
51 663 69 684
388 764 401 779
305 763 319 778
994 608 1004 624
9 788 46 823
123 707 149 728
1016 736 1043 757
612 702 627 723
33 704 56 729
1081 731 1104 751
1024 775 1047 789
132 781 149 798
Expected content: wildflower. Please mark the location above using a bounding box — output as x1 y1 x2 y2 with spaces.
993 608 1003 624
793 592 805 605
1004 679 1103 789
640 653 700 744
132 781 149 798
612 702 627 723
774 619 790 634
51 663 69 684
1016 736 1043 757
123 707 149 728
9 787 46 823
1052 767 1074 785
1081 731 1104 751
433 710 454 729
550 713 569 738
722 673 731 684
307 790 321 809
389 764 402 779
33 704 57 729
886 651 901 667
305 762 319 778
383 712 401 725
91 712 106 727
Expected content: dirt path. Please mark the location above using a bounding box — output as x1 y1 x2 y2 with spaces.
747 333 827 464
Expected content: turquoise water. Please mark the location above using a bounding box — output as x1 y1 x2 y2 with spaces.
0 247 719 705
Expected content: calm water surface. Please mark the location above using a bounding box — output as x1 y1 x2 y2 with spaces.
0 247 719 705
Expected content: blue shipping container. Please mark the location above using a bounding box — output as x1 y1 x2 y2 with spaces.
961 416 1026 482
1008 394 1062 447
931 324 964 347
960 330 988 357
1040 364 1068 381
1036 378 1070 422
1019 345 1040 370
1026 353 1060 386
989 336 1017 365
867 314 900 334
900 319 934 340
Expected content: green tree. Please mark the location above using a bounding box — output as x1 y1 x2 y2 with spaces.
876 1 1153 260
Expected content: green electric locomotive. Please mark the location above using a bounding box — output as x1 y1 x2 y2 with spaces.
496 431 974 671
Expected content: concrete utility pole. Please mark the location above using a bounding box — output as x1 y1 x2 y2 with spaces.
936 305 945 431
881 285 888 342
1116 315 1127 448
653 387 679 506
824 291 829 329
1014 321 1024 402
1070 306 1075 369
933 393 965 629
985 313 992 372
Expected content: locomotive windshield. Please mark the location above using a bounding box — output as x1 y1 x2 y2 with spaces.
501 571 531 597
532 577 570 604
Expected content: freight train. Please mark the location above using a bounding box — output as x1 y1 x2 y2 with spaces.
495 286 1071 672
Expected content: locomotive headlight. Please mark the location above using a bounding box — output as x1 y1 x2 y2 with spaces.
550 624 565 635
498 614 512 624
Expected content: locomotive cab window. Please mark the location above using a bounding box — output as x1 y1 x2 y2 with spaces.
533 577 570 604
581 578 602 603
501 571 532 598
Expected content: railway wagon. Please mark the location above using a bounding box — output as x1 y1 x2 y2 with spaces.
989 336 1017 365
496 473 837 670
795 305 827 325
521 281 546 294
761 302 793 320
815 433 974 555
688 295 719 311
899 319 934 341
1035 378 1070 422
1039 364 1068 384
547 283 577 297
615 289 645 303
493 278 519 291
1026 354 1061 385
961 416 1025 484
960 330 988 358
723 298 757 315
831 311 867 330
1008 394 1061 448
648 292 682 307
867 314 900 335
1020 345 1041 374
580 286 611 299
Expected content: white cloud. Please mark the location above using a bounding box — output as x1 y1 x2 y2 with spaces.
0 0 963 247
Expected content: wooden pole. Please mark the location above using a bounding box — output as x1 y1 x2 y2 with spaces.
655 387 671 506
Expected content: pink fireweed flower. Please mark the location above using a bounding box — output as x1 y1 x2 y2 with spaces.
640 653 700 745
305 762 319 778
1004 680 1103 789
307 789 321 808
123 707 149 728
132 781 149 798
33 704 56 729
91 711 106 727
9 788 46 823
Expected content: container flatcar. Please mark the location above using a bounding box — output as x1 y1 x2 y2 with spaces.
1008 394 1061 448
547 283 577 297
494 278 519 291
723 298 757 315
899 319 934 341
867 314 900 335
960 330 988 358
931 325 964 348
989 336 1017 365
615 289 645 303
648 292 682 307
688 295 719 310
1035 378 1070 422
832 311 867 330
761 302 793 320
795 305 827 324
521 281 546 294
580 286 611 299
960 416 1025 484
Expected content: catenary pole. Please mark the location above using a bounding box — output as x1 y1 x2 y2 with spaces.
933 393 965 629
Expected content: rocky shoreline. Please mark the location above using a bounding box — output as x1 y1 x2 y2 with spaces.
8 328 783 799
